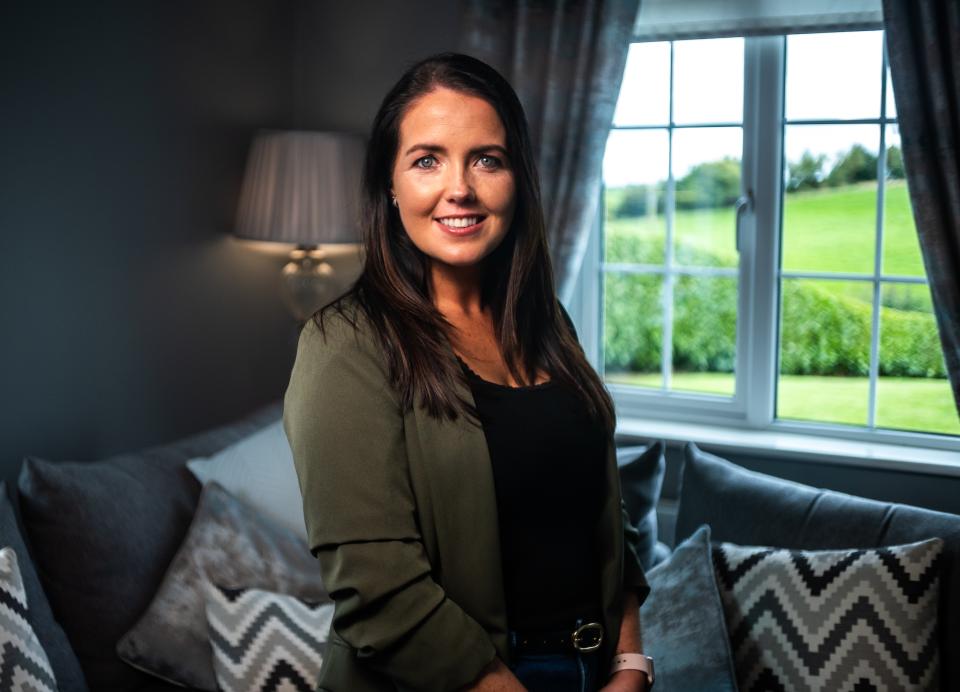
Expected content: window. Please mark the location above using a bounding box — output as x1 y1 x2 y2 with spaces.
591 29 959 447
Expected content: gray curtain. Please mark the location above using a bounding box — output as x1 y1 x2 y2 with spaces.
460 0 641 303
883 0 960 417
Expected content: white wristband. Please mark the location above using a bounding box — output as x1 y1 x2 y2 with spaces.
609 653 654 685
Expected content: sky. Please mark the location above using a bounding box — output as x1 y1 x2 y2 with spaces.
603 31 895 187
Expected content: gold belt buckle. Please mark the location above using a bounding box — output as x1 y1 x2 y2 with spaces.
571 622 604 652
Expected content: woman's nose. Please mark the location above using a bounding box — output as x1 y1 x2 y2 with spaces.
445 165 475 202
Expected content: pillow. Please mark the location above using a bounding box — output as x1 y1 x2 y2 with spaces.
204 581 334 692
117 482 329 691
713 536 943 691
675 441 960 691
0 547 59 692
616 441 666 570
639 524 738 692
16 401 281 692
0 482 85 692
187 420 305 540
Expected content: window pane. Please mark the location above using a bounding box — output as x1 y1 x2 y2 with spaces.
673 38 744 125
671 275 736 396
672 127 742 268
882 125 924 276
604 273 662 389
877 284 959 435
777 279 871 426
603 129 668 264
613 42 671 127
786 31 883 120
782 124 880 274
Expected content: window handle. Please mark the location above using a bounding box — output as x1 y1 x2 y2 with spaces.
735 190 753 252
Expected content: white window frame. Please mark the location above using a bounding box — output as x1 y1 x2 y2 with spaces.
576 32 960 462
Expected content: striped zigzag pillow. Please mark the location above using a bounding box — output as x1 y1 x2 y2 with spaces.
713 537 942 692
0 547 58 692
204 581 334 692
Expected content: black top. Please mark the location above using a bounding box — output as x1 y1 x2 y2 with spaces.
457 356 607 631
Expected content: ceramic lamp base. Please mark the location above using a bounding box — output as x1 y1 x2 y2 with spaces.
281 247 335 322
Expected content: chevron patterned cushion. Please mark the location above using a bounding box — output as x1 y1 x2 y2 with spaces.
204 581 334 692
0 547 58 691
713 537 943 692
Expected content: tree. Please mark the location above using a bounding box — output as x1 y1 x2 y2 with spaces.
886 145 905 179
787 150 827 192
825 144 878 187
611 184 664 218
674 157 741 210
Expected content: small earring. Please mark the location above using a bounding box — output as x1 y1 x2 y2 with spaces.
391 196 398 207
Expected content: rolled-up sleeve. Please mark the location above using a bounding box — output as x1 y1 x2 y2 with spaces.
283 317 496 691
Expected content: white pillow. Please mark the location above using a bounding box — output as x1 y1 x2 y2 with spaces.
187 420 307 541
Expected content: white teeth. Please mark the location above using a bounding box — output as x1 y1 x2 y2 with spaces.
437 216 480 228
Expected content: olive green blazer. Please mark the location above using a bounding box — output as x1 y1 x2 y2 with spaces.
283 296 649 692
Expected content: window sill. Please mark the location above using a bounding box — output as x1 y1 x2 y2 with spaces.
615 416 960 478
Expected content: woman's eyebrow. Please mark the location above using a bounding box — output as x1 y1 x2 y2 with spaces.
403 143 509 157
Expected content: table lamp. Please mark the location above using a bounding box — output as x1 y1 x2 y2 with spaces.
234 130 366 321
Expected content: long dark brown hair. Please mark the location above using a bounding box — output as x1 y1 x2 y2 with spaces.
314 52 615 433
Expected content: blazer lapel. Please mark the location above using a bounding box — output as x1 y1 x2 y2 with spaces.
402 360 510 661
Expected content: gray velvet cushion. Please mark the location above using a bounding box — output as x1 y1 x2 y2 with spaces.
15 402 282 692
117 482 329 691
676 442 960 692
617 441 667 570
640 524 738 692
0 482 86 692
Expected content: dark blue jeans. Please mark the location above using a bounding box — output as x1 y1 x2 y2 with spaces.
507 619 603 692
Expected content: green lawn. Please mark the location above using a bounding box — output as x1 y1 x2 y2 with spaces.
604 371 960 436
604 181 925 277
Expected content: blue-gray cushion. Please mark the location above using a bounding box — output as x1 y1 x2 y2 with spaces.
16 402 281 692
676 442 960 692
617 441 666 570
640 524 738 692
0 482 86 692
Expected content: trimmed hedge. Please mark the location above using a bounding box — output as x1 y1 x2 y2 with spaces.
603 232 946 378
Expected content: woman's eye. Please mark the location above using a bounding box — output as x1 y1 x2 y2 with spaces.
414 155 437 169
478 155 502 169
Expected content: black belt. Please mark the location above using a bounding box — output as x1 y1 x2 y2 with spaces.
510 621 604 655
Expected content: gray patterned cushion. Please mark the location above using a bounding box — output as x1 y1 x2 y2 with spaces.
0 482 85 692
0 547 58 691
204 581 333 692
117 482 329 691
713 537 943 691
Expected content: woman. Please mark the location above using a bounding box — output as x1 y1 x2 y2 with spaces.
284 52 653 692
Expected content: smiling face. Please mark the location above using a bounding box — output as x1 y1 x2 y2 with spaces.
390 87 517 274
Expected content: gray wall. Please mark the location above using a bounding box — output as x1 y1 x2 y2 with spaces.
0 1 300 476
293 0 463 134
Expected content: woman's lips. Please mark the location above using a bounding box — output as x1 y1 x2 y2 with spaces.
435 217 486 235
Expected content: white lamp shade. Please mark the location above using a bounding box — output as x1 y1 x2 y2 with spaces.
235 130 366 245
